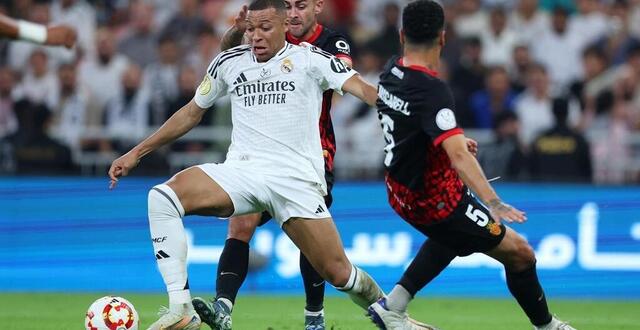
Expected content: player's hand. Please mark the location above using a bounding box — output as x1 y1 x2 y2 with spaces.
466 138 478 157
108 151 140 189
45 25 76 48
233 5 248 33
488 199 526 224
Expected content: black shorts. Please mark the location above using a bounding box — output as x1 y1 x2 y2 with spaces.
258 172 335 226
411 189 506 257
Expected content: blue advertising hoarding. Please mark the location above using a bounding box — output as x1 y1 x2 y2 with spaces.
1 178 639 299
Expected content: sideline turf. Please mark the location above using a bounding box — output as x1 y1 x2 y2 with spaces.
0 293 637 329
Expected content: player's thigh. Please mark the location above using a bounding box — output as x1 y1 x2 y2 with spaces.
227 213 263 242
416 191 506 257
485 226 536 271
282 217 351 286
165 166 234 217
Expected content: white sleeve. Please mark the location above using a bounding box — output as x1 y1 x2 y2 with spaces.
307 46 357 95
193 53 230 109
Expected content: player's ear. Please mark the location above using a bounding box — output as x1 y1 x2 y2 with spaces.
439 30 446 48
399 29 405 46
315 0 324 15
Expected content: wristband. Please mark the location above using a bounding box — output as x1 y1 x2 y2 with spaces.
17 20 47 44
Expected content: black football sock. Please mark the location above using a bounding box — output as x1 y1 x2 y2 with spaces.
300 252 325 312
505 263 552 326
397 239 456 297
216 238 249 305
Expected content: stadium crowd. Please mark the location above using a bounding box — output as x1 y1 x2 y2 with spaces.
0 0 638 183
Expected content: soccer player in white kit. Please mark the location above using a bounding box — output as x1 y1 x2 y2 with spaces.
108 1 391 329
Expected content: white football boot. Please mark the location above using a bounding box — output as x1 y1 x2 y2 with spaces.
534 316 576 330
368 298 439 330
146 306 201 330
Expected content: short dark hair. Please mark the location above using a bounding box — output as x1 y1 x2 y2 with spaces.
402 0 445 46
248 0 286 12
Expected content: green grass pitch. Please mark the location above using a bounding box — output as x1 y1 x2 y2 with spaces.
0 293 638 329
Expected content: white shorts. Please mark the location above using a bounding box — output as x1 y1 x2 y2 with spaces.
196 163 331 226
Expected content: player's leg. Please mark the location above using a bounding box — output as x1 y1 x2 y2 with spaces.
368 238 454 330
300 252 326 328
486 228 575 330
192 212 262 330
282 217 385 310
147 166 235 330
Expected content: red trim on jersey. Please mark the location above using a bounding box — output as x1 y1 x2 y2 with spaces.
433 128 464 146
286 24 324 45
398 58 439 77
335 54 352 61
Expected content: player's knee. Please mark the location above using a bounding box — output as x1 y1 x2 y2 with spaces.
148 185 185 220
317 258 351 287
511 240 536 271
227 215 260 242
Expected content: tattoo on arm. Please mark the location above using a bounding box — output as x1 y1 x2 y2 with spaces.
220 27 245 51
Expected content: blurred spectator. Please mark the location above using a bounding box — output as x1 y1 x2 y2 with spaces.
149 0 180 31
530 98 592 182
118 1 159 68
509 0 550 46
7 101 75 174
144 35 180 126
186 26 220 76
7 2 74 71
531 6 583 91
478 111 527 181
451 37 486 127
454 0 488 38
168 66 214 152
50 0 97 56
161 0 207 51
596 0 640 66
480 7 519 67
631 0 640 39
13 50 58 109
0 67 17 139
514 63 580 145
570 46 612 116
355 0 401 37
104 64 150 152
78 27 129 127
470 66 518 128
365 3 401 59
508 44 532 93
570 0 609 49
50 63 88 150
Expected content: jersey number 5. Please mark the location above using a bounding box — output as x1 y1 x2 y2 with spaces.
465 204 490 227
380 113 395 166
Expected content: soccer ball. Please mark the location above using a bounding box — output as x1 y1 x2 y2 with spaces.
85 296 139 330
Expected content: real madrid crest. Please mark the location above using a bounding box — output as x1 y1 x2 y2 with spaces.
281 58 293 73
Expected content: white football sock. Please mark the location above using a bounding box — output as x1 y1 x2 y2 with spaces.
386 284 412 313
148 184 191 309
336 265 385 310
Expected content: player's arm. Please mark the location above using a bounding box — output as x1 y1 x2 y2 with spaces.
342 74 378 106
442 135 526 224
108 100 206 187
220 5 248 51
0 13 76 48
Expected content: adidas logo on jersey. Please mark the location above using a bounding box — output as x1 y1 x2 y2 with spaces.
315 205 326 214
233 73 248 85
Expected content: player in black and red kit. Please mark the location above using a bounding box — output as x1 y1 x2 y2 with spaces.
192 1 354 330
367 1 576 330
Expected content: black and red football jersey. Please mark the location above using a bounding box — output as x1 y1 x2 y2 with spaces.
377 56 465 225
286 25 352 181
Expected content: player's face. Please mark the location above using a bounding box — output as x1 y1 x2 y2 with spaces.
246 8 289 62
284 0 323 39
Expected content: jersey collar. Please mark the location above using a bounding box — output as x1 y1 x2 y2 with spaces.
398 57 439 77
286 24 323 45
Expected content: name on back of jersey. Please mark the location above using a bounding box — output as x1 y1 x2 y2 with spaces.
378 84 410 116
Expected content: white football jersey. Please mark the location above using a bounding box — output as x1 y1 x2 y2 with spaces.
194 43 357 194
